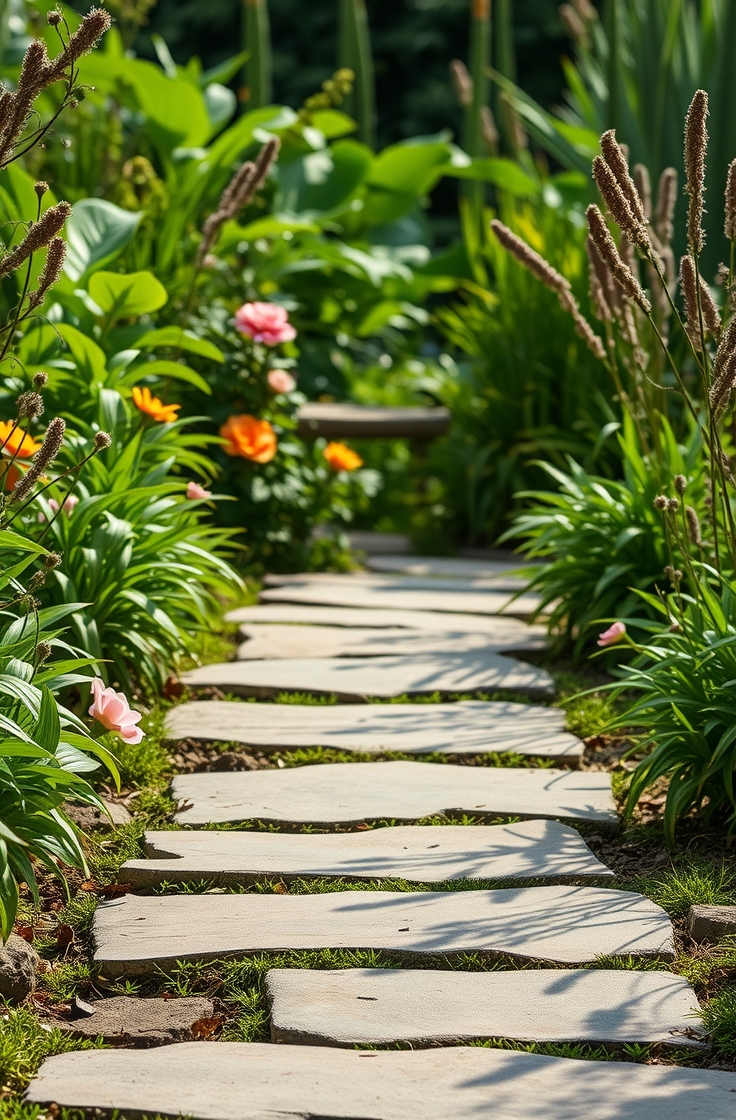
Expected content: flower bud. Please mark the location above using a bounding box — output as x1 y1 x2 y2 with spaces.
93 431 111 451
673 474 687 495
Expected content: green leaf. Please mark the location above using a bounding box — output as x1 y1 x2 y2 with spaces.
123 359 210 394
368 139 452 195
274 140 372 216
65 199 142 282
135 327 225 363
441 157 540 197
121 58 212 151
89 270 168 320
56 324 108 383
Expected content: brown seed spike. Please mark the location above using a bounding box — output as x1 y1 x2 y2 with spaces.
490 220 572 296
600 130 647 224
654 167 678 245
684 89 708 255
633 164 652 220
725 159 736 241
449 59 473 108
586 205 652 313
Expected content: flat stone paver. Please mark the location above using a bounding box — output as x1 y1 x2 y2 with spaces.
26 1043 736 1120
171 760 616 827
688 904 736 942
236 624 544 660
92 886 672 975
58 995 215 1045
266 967 705 1048
164 700 584 764
260 581 542 619
225 603 549 645
120 820 612 888
366 555 531 579
181 651 555 701
263 570 530 592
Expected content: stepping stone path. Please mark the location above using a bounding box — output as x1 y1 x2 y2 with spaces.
170 760 617 826
226 602 549 644
266 967 706 1049
260 579 542 618
28 1041 736 1120
30 555 736 1116
236 622 545 659
182 650 555 701
165 699 585 763
120 820 613 888
92 886 673 976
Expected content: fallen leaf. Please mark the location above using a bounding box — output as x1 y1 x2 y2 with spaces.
55 925 74 947
79 880 99 893
99 882 133 899
164 676 185 699
14 925 34 942
190 1015 225 1039
273 881 289 895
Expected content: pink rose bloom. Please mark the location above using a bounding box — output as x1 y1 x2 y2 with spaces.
186 481 212 500
88 677 145 745
267 369 296 394
597 621 627 647
234 302 296 345
38 494 79 522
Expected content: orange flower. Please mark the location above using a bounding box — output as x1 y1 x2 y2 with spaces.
0 420 41 490
220 415 277 463
132 386 181 424
323 441 363 472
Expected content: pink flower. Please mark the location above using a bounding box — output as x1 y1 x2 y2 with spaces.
88 677 145 745
37 494 79 522
597 621 627 648
234 302 296 346
186 481 212 500
267 369 296 394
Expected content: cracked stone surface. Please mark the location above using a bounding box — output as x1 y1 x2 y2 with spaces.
27 1042 736 1119
266 967 705 1048
225 603 550 639
260 581 542 619
58 995 215 1045
119 819 613 888
91 886 672 976
171 760 616 827
181 651 555 702
164 700 583 763
235 623 546 661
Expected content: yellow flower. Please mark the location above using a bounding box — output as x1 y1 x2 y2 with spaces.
132 386 181 423
323 441 363 471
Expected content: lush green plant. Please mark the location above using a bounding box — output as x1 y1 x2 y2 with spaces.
505 415 705 657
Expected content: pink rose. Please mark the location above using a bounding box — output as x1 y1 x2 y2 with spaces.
597 621 627 647
186 481 212 500
88 677 145 745
234 302 297 346
267 369 296 394
38 494 79 522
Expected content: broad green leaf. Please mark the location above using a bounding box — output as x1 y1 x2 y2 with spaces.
135 327 225 364
89 270 168 320
121 58 212 151
368 140 451 195
65 199 142 282
274 140 372 216
441 157 540 197
56 324 108 383
123 359 210 394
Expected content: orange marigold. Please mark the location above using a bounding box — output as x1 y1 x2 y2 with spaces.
0 420 41 490
323 441 363 471
220 415 277 463
132 386 181 424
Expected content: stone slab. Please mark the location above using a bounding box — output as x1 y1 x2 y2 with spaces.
182 652 555 702
366 555 532 579
263 570 531 592
164 700 583 763
260 582 542 619
688 904 736 942
297 401 451 439
236 623 545 660
26 1043 736 1120
226 603 549 644
92 886 673 975
266 967 705 1049
120 819 612 888
59 995 215 1045
171 760 616 827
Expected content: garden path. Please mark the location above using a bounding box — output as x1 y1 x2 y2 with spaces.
27 556 736 1117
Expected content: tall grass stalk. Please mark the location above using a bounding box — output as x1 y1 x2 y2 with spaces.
337 0 375 148
243 0 272 110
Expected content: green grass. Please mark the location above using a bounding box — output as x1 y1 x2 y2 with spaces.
0 1006 104 1096
701 983 736 1057
629 860 736 918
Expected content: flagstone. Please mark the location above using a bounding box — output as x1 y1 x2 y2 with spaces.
119 819 612 888
91 885 672 975
263 570 531 592
58 995 215 1045
236 623 544 660
164 700 584 764
266 967 705 1048
181 651 555 701
26 1043 736 1120
225 602 549 645
260 581 542 619
170 760 616 827
366 554 531 579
